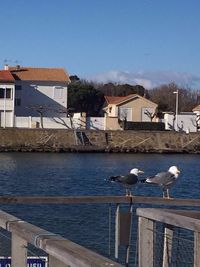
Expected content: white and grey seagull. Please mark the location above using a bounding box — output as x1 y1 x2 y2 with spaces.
143 166 180 198
108 168 144 196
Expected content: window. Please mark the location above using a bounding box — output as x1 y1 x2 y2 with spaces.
15 98 21 106
0 88 12 99
53 86 63 99
119 107 132 121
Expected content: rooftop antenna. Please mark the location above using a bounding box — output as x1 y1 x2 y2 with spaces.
3 59 9 70
14 59 21 70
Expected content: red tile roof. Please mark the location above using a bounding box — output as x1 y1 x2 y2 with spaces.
193 104 200 111
0 70 15 82
9 67 70 82
105 94 138 105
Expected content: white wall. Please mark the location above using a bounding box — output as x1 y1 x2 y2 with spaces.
164 113 197 132
14 115 106 130
14 81 68 117
14 116 84 129
86 117 105 130
0 83 15 127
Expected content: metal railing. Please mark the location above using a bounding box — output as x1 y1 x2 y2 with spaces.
1 196 200 266
137 208 200 267
0 209 122 267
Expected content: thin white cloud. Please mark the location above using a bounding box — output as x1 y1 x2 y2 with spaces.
86 70 200 89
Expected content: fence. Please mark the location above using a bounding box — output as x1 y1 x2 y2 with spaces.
14 116 105 130
0 209 122 267
137 208 200 267
0 196 200 267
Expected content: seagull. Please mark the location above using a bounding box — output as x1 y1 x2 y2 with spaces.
144 166 180 198
108 168 144 196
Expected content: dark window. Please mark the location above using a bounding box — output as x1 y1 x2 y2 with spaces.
0 88 12 99
15 98 21 106
0 88 4 98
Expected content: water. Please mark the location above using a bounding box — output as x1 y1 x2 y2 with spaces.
0 152 199 264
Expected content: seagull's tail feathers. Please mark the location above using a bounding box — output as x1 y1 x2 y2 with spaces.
139 177 153 184
139 178 147 183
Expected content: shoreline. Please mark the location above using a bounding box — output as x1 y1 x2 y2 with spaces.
0 128 199 153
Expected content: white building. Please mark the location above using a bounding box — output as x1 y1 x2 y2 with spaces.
163 112 197 132
0 70 15 127
0 65 70 128
9 65 70 116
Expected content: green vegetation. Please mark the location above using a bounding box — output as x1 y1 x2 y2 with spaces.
68 76 199 116
68 80 104 116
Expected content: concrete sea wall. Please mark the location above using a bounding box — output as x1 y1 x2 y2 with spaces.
0 128 199 153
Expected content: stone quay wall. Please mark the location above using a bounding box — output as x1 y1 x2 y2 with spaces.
0 128 199 153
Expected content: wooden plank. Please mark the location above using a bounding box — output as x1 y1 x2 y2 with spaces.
11 233 27 267
138 217 155 267
162 224 173 267
162 209 200 219
49 255 69 267
194 232 200 267
0 210 123 267
137 208 200 232
0 195 200 206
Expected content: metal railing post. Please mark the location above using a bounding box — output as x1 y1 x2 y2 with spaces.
115 204 120 259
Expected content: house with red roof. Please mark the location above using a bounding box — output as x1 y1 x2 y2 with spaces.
0 65 70 128
103 94 158 130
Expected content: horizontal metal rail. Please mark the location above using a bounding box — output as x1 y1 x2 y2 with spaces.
0 195 200 206
0 209 123 267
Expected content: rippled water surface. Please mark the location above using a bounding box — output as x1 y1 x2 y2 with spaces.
0 152 199 263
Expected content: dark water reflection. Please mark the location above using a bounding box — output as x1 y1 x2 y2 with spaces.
0 152 199 263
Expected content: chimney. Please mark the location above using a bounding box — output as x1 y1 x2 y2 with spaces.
16 64 20 70
4 64 9 70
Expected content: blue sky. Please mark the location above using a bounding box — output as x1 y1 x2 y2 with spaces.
1 0 200 89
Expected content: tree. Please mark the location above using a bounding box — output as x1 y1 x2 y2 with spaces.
69 75 80 82
68 81 104 116
96 82 147 97
144 109 157 122
49 107 76 129
149 83 200 114
27 104 50 128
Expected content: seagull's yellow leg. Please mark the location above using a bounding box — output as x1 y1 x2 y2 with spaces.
126 189 129 196
167 189 173 199
162 190 165 198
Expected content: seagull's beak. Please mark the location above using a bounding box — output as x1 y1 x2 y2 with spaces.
138 170 144 174
177 169 181 174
